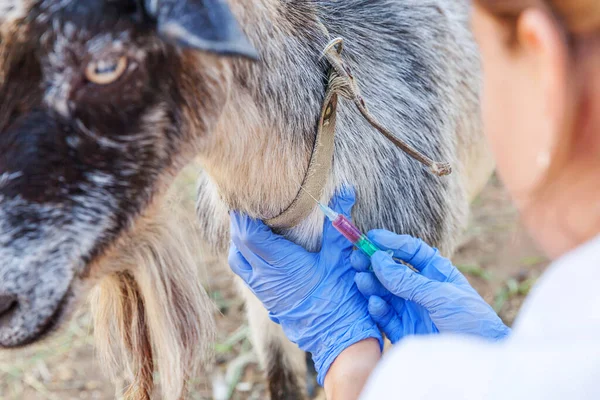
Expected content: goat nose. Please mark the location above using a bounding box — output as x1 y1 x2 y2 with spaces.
0 294 18 320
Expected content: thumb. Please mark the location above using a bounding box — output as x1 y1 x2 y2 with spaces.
368 296 404 344
371 251 438 306
367 231 437 271
321 186 357 250
230 212 309 267
228 244 253 282
330 186 356 217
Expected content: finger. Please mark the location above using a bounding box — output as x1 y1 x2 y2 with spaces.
368 296 404 344
354 272 406 312
354 272 391 298
330 186 356 217
371 251 440 307
422 256 471 285
268 312 281 325
321 186 357 251
368 231 462 283
367 231 437 270
230 212 309 267
228 244 253 282
350 250 371 272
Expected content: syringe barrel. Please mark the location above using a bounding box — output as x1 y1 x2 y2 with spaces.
332 214 362 243
332 215 381 257
354 236 380 258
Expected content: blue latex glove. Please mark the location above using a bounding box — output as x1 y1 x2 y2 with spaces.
351 230 511 343
229 189 382 386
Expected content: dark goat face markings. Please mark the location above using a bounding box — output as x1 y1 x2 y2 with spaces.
0 0 237 348
0 1 197 347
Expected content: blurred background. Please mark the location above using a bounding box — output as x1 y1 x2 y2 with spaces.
0 167 549 400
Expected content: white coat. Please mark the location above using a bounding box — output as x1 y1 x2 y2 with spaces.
360 235 600 399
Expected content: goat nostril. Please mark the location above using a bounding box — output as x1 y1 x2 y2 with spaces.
0 295 18 317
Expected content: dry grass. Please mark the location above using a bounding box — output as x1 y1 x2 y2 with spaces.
0 174 549 399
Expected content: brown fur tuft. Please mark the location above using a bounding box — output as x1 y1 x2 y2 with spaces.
89 190 215 400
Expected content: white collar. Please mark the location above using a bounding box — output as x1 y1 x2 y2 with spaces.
511 234 600 340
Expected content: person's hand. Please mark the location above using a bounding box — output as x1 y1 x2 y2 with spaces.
351 230 511 343
229 188 382 385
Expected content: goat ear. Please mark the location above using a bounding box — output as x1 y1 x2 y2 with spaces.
144 0 258 60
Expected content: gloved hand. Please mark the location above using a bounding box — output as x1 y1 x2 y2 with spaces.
351 230 511 343
229 188 382 386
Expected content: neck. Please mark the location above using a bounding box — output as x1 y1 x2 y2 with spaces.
196 1 328 219
524 158 600 259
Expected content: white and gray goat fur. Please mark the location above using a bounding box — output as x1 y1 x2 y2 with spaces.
0 0 493 399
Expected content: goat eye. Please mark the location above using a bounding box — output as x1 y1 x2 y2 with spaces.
85 56 128 85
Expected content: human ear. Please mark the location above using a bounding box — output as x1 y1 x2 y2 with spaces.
515 8 572 160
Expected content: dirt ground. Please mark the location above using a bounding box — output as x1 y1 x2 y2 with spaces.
0 173 549 400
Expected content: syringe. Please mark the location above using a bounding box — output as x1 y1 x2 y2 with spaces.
294 184 386 258
296 186 417 271
318 201 418 272
318 202 383 258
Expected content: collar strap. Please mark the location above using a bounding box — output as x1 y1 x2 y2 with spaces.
265 38 451 230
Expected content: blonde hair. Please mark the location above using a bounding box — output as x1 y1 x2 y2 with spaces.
476 0 600 34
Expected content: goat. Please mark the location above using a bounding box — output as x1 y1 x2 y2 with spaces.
0 0 494 399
